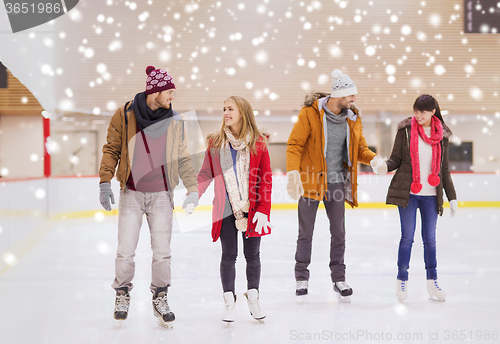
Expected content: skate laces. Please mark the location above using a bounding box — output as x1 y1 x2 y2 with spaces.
296 280 308 289
432 280 441 290
335 281 350 290
153 293 170 315
398 280 407 291
245 294 262 315
115 293 130 312
247 297 260 309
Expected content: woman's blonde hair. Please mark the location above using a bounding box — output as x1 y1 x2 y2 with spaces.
209 96 266 154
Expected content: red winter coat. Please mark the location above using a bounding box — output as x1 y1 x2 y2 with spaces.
197 138 272 242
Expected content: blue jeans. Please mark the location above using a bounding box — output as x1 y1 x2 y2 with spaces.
397 194 438 281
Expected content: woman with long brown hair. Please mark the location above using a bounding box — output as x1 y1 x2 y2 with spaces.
197 95 273 322
374 94 458 302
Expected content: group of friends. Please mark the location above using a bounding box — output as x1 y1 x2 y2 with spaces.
98 65 457 328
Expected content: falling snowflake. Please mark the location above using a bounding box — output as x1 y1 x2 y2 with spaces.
329 44 343 57
429 14 441 27
469 87 483 100
464 64 475 74
401 25 411 36
255 51 268 64
365 46 376 56
385 65 396 75
35 189 46 199
236 58 247 68
108 40 122 52
434 65 446 75
301 81 311 91
2 252 16 266
416 32 427 41
107 101 117 111
318 74 329 84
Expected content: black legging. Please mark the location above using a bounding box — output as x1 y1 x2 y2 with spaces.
219 200 261 293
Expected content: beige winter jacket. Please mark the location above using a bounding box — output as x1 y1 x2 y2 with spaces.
99 102 198 199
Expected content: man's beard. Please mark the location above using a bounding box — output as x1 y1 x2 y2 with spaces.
339 101 350 110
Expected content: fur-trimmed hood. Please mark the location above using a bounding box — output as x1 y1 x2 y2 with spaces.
303 91 330 107
302 91 363 119
397 117 452 139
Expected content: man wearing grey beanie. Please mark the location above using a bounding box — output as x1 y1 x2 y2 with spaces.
286 69 384 302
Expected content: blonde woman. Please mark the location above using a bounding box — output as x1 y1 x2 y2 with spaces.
197 96 273 322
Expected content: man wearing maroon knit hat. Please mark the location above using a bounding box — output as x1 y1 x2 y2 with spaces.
98 66 198 328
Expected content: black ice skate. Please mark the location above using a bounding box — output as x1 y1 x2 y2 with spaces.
333 281 353 303
152 287 175 329
114 288 130 321
295 280 308 296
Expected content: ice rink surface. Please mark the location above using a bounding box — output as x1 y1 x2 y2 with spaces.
1 207 499 344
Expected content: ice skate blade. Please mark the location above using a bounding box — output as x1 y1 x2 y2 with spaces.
335 292 351 303
251 314 266 323
428 297 445 302
114 312 128 321
297 295 308 303
157 317 174 329
397 294 408 302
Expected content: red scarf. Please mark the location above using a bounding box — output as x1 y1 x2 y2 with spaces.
410 116 443 194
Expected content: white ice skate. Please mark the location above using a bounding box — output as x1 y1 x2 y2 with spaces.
396 279 408 302
244 289 266 322
333 281 353 303
152 289 175 329
427 279 446 302
222 291 236 323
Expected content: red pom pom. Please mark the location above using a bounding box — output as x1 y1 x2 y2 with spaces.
411 182 422 194
428 175 440 187
146 66 155 75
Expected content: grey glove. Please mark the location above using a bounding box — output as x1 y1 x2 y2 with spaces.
99 182 115 211
182 191 199 214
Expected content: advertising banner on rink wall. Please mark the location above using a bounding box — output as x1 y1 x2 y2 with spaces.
464 0 500 33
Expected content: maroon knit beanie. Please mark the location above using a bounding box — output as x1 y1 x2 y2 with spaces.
145 66 175 95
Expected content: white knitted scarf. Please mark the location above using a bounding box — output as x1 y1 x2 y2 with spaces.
221 127 251 231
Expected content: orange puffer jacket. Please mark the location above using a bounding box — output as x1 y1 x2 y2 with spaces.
286 94 376 207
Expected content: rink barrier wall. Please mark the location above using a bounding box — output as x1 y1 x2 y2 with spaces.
1 173 499 275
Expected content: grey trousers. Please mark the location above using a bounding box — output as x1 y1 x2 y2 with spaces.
111 189 173 294
294 183 346 282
